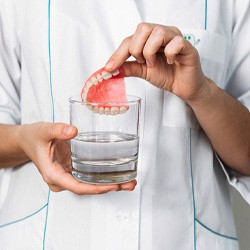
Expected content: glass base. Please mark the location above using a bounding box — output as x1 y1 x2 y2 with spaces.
72 170 137 184
72 158 137 184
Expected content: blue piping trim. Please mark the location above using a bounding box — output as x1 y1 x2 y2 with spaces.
48 0 55 123
42 190 51 250
189 128 238 243
0 0 54 243
189 129 197 250
0 204 48 228
204 0 208 30
196 219 238 241
42 1 54 249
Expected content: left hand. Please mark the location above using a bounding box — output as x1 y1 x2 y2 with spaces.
105 22 208 102
18 122 137 195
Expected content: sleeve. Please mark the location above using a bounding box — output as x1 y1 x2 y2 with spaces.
0 0 21 125
220 0 250 204
225 0 250 110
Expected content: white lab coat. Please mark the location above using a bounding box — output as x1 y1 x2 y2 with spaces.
0 0 250 249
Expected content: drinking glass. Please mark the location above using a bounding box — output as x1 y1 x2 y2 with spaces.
69 95 141 184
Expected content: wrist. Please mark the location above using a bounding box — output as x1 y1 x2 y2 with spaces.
0 124 30 168
185 77 219 111
14 124 30 162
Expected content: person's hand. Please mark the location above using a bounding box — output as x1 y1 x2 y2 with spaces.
105 22 209 102
18 122 137 194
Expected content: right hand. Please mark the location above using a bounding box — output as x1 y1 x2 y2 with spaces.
105 23 207 103
18 122 137 195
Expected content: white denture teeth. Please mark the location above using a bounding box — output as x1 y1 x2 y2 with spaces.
91 77 98 85
111 69 119 76
89 106 127 115
102 71 112 80
82 67 126 116
119 106 127 114
82 92 87 102
96 74 103 82
86 105 93 111
110 107 119 115
86 70 120 93
98 107 104 115
104 107 110 115
86 81 93 88
93 106 99 113
83 86 88 93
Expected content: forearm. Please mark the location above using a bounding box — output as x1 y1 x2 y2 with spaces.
0 124 30 168
187 78 250 175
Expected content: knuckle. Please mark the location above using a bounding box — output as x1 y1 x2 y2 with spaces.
170 26 182 35
49 185 61 192
71 184 83 195
92 188 104 195
42 174 51 184
73 189 82 195
176 35 185 44
122 36 131 45
129 47 141 57
48 123 57 137
142 48 152 58
50 123 66 139
42 170 56 186
164 47 175 58
153 25 166 36
137 22 151 33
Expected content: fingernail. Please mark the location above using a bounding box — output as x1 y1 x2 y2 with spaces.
105 60 115 70
63 126 74 136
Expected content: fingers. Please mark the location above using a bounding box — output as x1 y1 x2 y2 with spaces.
142 25 177 67
46 162 137 195
104 36 132 71
129 23 154 64
164 35 198 66
119 179 137 191
105 24 155 71
43 123 78 142
49 176 137 195
105 23 196 72
46 166 119 195
35 122 137 195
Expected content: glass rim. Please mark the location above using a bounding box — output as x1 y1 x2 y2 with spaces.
69 95 141 105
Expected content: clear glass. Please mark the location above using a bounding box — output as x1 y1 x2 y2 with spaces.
69 95 141 184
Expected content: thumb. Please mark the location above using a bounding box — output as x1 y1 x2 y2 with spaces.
105 60 147 80
45 123 78 142
121 61 147 79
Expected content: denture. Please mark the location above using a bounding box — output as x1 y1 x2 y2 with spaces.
81 67 128 115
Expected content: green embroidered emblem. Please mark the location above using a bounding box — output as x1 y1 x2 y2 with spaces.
183 34 200 47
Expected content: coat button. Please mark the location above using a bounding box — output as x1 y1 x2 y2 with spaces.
117 211 132 224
